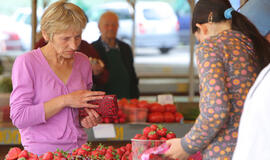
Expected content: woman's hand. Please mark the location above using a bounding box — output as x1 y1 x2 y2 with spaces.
80 108 101 128
164 138 190 160
63 90 105 109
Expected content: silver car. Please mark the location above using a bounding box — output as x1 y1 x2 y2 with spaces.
83 1 180 54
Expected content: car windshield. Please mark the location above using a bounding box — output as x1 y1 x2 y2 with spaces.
143 8 172 20
89 8 131 22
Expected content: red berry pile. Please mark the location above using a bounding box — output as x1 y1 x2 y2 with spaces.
132 124 176 140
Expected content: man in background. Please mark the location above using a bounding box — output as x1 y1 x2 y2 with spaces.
91 11 139 99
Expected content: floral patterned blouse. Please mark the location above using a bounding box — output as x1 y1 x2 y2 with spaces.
181 30 260 159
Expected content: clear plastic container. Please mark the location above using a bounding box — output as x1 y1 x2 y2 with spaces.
123 107 148 123
131 139 166 160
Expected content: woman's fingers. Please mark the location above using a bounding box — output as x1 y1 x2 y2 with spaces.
83 108 100 128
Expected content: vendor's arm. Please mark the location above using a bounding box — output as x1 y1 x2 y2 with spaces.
181 44 230 154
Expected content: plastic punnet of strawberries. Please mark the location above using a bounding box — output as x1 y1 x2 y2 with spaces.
131 124 176 160
131 124 202 160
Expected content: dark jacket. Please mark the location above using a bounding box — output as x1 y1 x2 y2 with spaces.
91 37 139 99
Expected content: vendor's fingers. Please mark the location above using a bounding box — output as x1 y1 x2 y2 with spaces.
85 109 99 125
82 103 99 109
85 95 104 102
89 109 101 120
84 115 97 128
86 91 105 96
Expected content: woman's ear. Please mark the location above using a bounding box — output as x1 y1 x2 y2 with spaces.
196 23 208 35
41 30 49 42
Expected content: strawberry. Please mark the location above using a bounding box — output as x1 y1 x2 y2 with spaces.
28 153 39 160
148 131 158 140
105 151 114 160
139 135 147 140
157 127 167 137
150 124 158 131
5 147 22 160
166 132 176 139
143 127 152 136
81 143 92 152
133 133 142 139
125 143 132 152
77 148 88 156
18 150 29 158
42 152 54 160
160 137 168 140
116 148 124 157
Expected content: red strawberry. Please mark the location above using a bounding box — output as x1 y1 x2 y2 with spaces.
143 127 152 136
150 124 158 131
43 153 55 160
148 131 158 140
139 135 147 140
77 148 88 156
125 143 132 152
120 146 126 153
42 152 54 160
5 147 22 160
157 127 167 137
18 150 29 158
166 132 176 139
81 143 92 152
105 151 114 160
160 137 168 140
133 133 142 139
28 153 39 160
116 148 124 157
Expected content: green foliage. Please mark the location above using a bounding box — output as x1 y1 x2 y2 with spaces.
0 77 13 93
0 60 3 75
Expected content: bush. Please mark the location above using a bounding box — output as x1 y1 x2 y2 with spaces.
0 60 3 75
0 77 12 93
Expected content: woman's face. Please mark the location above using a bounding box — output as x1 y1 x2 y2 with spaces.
48 29 82 59
194 26 208 43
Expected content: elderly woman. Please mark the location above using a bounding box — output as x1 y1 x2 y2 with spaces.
9 1 105 155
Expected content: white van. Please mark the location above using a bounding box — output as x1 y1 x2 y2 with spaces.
83 1 180 54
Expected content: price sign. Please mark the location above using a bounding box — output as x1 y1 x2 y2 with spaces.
157 94 174 105
93 124 116 139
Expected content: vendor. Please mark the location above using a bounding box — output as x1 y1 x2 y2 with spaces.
9 1 105 155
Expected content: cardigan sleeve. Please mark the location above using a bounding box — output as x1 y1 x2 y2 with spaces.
10 54 46 129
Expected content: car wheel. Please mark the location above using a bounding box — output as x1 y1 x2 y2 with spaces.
159 47 171 54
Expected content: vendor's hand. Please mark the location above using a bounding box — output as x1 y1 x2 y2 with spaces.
64 90 105 109
90 58 104 76
80 108 101 128
164 138 190 160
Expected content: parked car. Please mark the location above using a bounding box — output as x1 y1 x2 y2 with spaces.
0 14 22 52
83 1 180 54
10 7 43 51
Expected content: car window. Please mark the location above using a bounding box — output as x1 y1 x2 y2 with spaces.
88 8 131 22
112 9 131 20
143 8 171 20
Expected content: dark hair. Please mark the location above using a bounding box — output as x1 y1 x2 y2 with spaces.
192 0 270 70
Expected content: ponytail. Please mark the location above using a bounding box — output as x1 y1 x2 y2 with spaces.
231 11 270 70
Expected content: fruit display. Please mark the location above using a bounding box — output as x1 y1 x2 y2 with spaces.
4 143 132 160
118 98 184 123
4 124 201 160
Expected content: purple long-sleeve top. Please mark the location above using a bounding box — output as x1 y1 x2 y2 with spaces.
10 48 93 155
